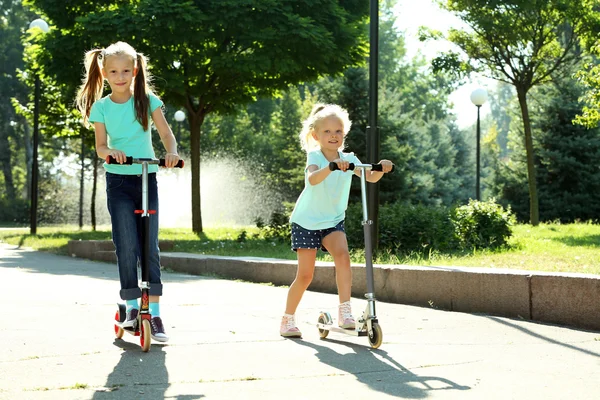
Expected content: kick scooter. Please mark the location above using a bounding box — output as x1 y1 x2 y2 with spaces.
316 161 393 349
108 155 184 352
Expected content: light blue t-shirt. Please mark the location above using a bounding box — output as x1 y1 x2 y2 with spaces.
290 150 361 230
89 93 163 175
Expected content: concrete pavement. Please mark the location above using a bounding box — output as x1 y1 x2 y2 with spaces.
1 242 600 399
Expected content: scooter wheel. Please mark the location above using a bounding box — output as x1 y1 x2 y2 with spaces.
114 311 124 339
140 319 151 352
368 323 383 349
318 314 329 339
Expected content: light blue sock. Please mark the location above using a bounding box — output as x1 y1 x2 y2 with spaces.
126 299 139 312
149 302 160 318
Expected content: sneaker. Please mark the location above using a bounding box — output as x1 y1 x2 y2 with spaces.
338 302 356 329
280 315 302 338
150 316 169 342
122 308 138 329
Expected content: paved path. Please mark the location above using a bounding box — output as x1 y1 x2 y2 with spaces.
1 243 599 399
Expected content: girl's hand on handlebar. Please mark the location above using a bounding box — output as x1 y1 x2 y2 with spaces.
379 159 394 173
108 149 127 164
164 152 180 168
332 158 350 172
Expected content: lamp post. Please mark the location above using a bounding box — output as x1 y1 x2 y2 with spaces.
174 110 185 143
367 0 380 252
28 18 49 235
470 88 488 201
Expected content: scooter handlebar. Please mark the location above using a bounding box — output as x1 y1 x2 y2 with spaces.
328 162 395 173
106 156 184 168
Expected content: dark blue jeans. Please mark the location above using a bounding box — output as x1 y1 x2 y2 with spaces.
106 172 163 300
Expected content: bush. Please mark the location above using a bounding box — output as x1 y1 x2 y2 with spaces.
257 199 515 254
345 202 456 254
451 199 515 249
0 197 29 224
254 202 294 242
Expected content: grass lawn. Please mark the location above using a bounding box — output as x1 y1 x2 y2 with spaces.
1 222 600 275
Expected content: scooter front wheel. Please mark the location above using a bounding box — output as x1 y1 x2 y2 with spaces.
114 311 124 339
140 319 151 352
368 322 383 349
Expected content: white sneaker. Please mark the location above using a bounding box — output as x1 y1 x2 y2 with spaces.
280 315 302 338
338 302 356 329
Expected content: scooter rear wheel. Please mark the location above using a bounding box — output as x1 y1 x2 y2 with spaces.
368 323 383 349
114 311 124 339
140 319 151 352
318 314 329 339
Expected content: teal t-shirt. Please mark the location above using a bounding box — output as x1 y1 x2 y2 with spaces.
89 93 163 175
290 150 361 230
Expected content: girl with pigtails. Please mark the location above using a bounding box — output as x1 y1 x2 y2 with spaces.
76 41 180 342
280 103 394 338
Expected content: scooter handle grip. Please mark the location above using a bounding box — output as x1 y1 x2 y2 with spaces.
106 155 133 165
159 159 185 168
329 162 356 171
370 163 395 173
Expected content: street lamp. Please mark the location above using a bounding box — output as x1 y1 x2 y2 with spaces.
174 110 185 143
28 18 49 235
470 88 488 201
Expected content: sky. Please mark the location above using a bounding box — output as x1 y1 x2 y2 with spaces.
392 0 494 128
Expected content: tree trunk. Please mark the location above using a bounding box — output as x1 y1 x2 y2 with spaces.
0 120 16 200
22 117 32 202
516 86 539 226
189 112 205 234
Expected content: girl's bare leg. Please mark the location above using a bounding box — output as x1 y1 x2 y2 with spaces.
322 231 352 303
285 249 317 315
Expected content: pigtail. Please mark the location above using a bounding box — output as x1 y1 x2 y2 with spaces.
134 53 151 131
75 49 104 126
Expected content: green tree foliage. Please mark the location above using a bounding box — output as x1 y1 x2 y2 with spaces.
26 0 370 233
431 0 600 226
534 79 600 221
0 0 30 204
576 42 600 128
494 72 600 222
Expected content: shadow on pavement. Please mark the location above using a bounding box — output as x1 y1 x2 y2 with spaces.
488 316 600 357
0 244 211 284
91 340 204 400
291 337 470 398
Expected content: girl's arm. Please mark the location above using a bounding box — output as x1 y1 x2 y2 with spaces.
152 107 180 168
94 122 127 163
307 164 330 185
308 157 352 185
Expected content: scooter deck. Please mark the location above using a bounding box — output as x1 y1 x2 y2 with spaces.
317 323 369 337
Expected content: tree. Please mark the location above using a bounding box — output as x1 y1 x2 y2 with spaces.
26 0 370 233
429 0 600 225
0 1 30 208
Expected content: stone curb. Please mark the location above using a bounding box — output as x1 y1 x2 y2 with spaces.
67 240 600 331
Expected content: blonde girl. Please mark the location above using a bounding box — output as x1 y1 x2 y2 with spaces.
76 41 180 342
280 103 394 338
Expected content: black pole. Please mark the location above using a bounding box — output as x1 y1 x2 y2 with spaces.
30 73 40 235
476 105 481 201
79 129 85 229
367 0 380 252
